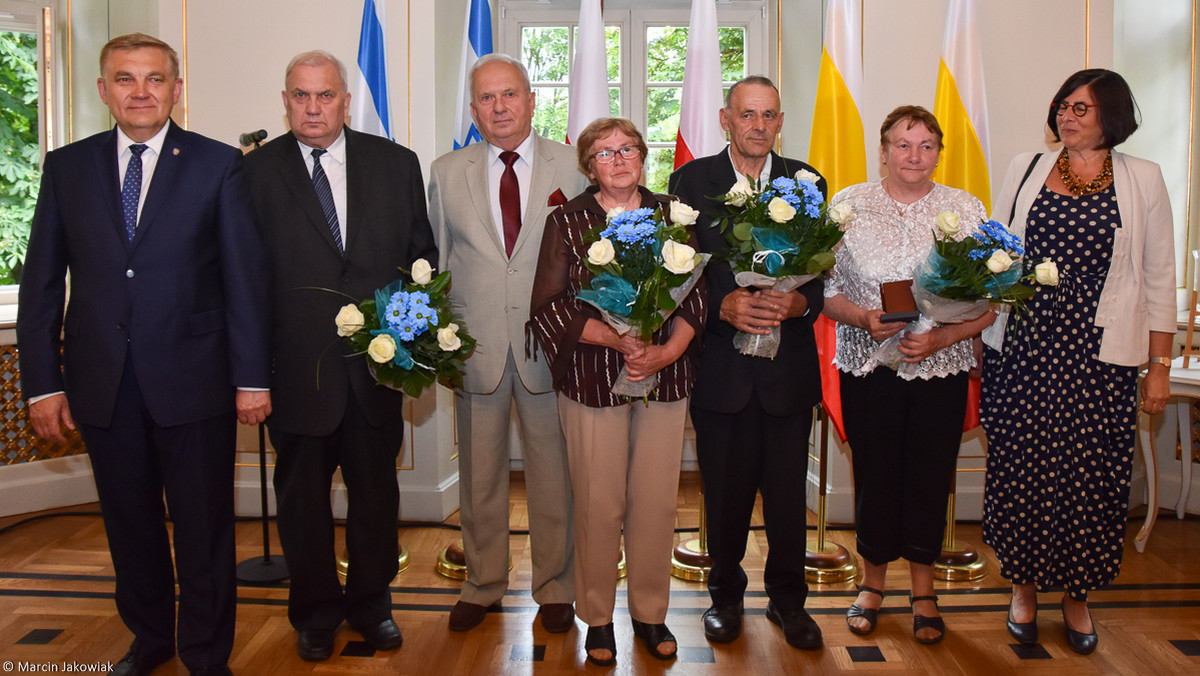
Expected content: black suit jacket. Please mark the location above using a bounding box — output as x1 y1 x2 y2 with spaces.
244 127 437 436
669 149 826 417
17 121 271 427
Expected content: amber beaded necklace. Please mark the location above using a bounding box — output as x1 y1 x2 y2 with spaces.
1056 148 1113 195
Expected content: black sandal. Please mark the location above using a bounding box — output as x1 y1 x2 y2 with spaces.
584 623 616 666
631 619 677 660
846 585 885 636
910 595 946 645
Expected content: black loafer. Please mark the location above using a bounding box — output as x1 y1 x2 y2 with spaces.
352 618 403 651
1062 604 1097 654
765 601 823 650
702 602 743 643
1006 594 1038 644
113 646 174 676
584 623 616 666
297 629 335 661
631 619 677 660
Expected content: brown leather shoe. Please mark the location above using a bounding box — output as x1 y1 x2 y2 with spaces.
448 600 500 631
539 603 575 633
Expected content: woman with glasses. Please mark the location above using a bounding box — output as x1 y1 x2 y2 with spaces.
528 117 705 666
981 69 1174 654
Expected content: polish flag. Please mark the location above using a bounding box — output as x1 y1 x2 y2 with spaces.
565 0 609 144
673 0 724 168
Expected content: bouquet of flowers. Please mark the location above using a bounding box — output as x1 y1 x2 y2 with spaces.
712 169 853 358
872 212 1056 375
333 258 476 398
578 201 710 397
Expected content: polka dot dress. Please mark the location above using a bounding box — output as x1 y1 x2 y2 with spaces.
981 183 1137 601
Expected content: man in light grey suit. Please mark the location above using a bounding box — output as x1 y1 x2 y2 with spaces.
428 53 589 633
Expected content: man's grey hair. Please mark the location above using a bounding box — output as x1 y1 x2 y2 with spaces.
725 74 779 109
285 50 348 92
468 52 532 94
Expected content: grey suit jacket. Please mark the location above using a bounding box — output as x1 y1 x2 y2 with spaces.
428 133 589 394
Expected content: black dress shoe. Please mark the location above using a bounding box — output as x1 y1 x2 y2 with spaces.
449 600 500 632
765 601 823 650
352 618 403 651
1062 603 1098 655
702 603 743 643
113 646 173 676
631 619 677 660
190 666 233 676
539 603 576 633
297 629 335 661
584 623 616 666
1006 594 1038 644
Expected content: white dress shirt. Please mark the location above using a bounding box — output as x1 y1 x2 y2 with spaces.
486 132 535 247
296 130 349 248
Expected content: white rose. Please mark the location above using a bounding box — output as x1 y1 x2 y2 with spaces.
437 323 462 351
726 178 753 207
767 196 797 224
669 200 700 226
587 237 616 266
936 211 961 237
605 206 625 221
1034 259 1060 286
661 239 698 274
986 250 1014 274
828 202 853 225
411 258 433 285
334 303 365 337
795 168 820 184
367 333 397 363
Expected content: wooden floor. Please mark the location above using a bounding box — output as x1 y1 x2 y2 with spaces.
0 473 1198 675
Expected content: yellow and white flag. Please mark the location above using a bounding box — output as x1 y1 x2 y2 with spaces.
808 0 866 197
931 0 991 211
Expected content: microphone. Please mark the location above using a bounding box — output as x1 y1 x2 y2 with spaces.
239 129 268 147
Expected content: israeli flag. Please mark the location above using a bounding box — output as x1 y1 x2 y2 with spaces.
350 0 391 139
453 0 494 149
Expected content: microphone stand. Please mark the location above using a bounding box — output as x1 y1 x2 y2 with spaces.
236 423 289 583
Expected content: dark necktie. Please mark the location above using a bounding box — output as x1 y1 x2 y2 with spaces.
499 150 522 257
311 148 343 253
121 144 147 242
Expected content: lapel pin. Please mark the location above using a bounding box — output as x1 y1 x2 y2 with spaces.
172 148 180 156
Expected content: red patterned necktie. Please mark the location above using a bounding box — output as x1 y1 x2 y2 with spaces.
499 150 522 256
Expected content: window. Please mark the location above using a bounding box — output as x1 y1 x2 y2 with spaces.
501 0 766 193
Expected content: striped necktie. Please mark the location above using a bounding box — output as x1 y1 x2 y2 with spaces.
311 148 343 252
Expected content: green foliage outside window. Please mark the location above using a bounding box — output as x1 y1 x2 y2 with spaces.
0 31 38 285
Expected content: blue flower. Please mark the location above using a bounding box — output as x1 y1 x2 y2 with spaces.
771 177 798 194
408 291 431 308
395 319 418 342
407 305 439 333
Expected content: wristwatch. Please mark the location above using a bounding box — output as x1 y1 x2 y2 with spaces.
1148 356 1172 368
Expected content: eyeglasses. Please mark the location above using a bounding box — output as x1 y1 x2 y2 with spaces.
591 146 640 164
1053 101 1099 117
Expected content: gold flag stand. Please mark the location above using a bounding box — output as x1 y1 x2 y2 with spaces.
338 546 410 580
806 405 857 583
671 488 711 582
933 471 987 581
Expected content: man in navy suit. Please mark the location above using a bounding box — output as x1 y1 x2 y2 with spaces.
243 50 436 662
17 33 270 676
669 76 826 652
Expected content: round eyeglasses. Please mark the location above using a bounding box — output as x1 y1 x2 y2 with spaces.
591 146 640 164
1053 101 1098 117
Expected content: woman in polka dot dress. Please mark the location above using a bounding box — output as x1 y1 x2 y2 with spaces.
981 69 1175 655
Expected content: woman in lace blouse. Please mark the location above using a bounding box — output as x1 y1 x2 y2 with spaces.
822 106 995 645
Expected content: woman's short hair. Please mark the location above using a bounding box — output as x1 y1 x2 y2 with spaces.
575 117 648 177
879 105 944 149
1046 68 1139 148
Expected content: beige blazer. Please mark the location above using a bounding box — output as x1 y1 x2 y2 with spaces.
984 149 1176 366
428 133 589 393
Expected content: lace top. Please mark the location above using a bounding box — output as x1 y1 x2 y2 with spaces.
825 180 987 380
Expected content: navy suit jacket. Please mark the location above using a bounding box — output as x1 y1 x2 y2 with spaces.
243 128 437 437
669 149 826 417
17 121 271 428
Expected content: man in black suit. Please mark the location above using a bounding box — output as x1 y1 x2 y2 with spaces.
243 50 436 662
668 75 826 651
17 33 271 676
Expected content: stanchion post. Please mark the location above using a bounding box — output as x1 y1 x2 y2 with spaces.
805 405 857 583
933 468 988 581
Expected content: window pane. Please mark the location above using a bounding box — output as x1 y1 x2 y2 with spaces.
645 86 680 143
0 31 39 284
608 87 621 117
645 26 686 83
605 26 621 81
719 27 746 82
645 147 676 195
523 27 569 83
531 86 568 143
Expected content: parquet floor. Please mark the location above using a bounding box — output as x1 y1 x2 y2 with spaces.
0 473 1198 674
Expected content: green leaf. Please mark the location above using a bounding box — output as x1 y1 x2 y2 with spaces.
732 220 754 241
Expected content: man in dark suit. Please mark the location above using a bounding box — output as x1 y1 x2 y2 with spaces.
669 75 826 651
243 50 436 662
17 33 271 676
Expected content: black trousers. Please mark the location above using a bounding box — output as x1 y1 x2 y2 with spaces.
269 387 403 632
840 369 967 566
78 355 236 671
692 395 812 611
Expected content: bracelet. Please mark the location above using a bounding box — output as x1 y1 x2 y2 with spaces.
1148 356 1172 368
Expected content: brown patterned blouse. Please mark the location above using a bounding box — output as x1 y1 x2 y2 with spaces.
527 185 706 408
